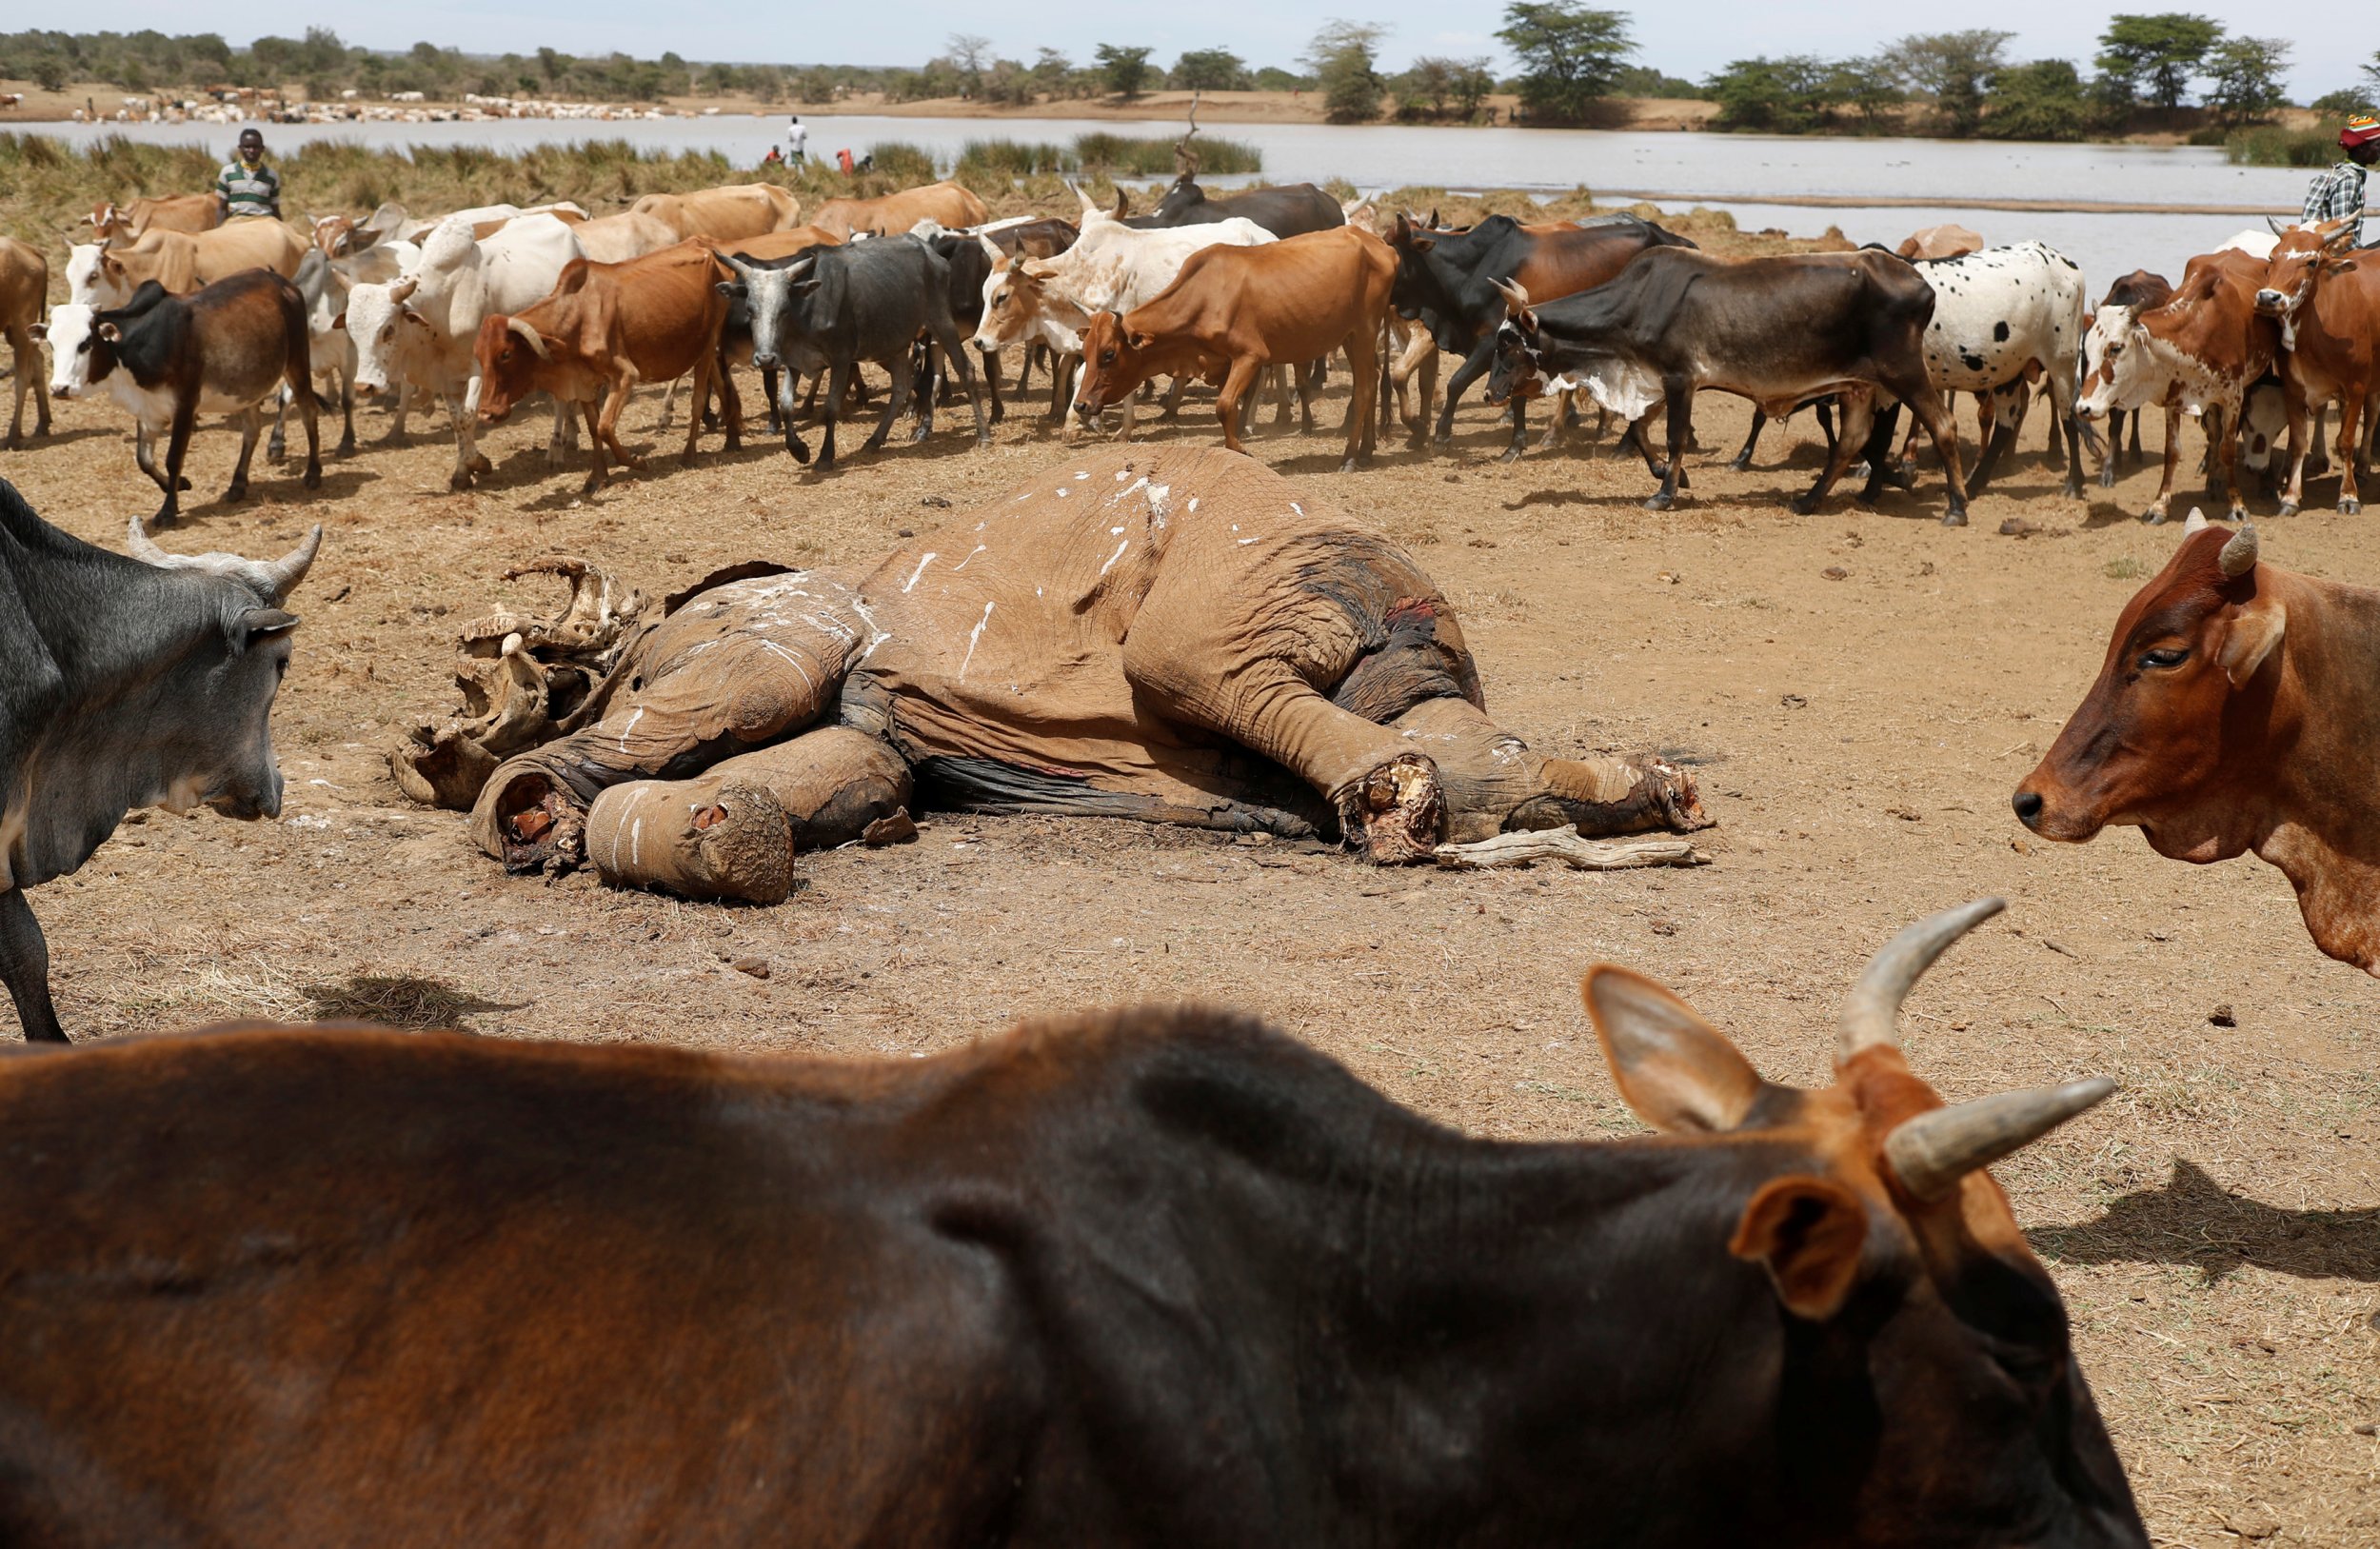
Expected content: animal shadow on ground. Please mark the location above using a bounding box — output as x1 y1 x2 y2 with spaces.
300 973 526 1033
2030 1156 2380 1284
7 426 114 450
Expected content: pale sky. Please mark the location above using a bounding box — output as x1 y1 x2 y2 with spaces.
109 2 2376 101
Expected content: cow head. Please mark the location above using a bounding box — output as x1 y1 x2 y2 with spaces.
2073 307 2150 421
35 304 107 399
1070 310 1157 424
715 252 817 374
62 242 109 307
972 250 1051 352
119 513 323 822
471 312 558 427
1586 901 2144 1546
1482 277 1546 406
2252 218 2359 339
2013 518 2282 860
338 276 427 400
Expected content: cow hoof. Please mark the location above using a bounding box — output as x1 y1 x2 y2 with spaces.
2343 499 2363 516
2060 481 2082 500
1788 496 1817 516
786 439 812 467
447 471 475 492
1940 508 1968 527
1644 492 1675 511
2141 508 2168 525
1497 444 1523 465
2098 471 2117 490
2277 502 2299 518
223 485 248 505
1341 754 1446 866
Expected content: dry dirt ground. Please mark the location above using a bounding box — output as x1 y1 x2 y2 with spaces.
5 361 2377 1544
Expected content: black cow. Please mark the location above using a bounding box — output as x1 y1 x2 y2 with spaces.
0 902 2145 1545
1386 212 1696 456
718 236 987 471
0 483 319 1042
39 270 319 527
1122 174 1344 237
1485 248 1973 524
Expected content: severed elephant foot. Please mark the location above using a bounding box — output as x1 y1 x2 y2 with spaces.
586 778 795 905
498 780 587 877
1339 754 1447 865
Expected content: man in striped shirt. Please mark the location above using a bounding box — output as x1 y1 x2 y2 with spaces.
2302 114 2377 248
214 128 282 220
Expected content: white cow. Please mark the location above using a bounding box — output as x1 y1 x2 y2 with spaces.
1896 241 2092 497
340 214 585 489
969 195 1275 435
275 241 423 459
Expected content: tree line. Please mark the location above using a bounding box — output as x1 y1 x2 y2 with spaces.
6 10 2376 144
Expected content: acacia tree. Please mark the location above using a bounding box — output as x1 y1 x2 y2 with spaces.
1093 43 1153 99
1304 20 1386 125
1496 2 1634 124
1172 48 1249 91
2202 36 2291 127
2095 13 2223 112
945 33 991 96
1887 30 2012 137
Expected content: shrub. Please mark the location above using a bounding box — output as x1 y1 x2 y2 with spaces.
2224 126 2339 167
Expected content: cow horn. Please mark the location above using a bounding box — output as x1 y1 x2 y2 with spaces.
2219 523 2258 578
387 275 418 305
1491 276 1531 312
1835 899 2005 1064
2183 507 2208 533
260 524 324 602
2266 215 2291 237
506 317 550 361
126 512 172 566
1882 1078 2117 1201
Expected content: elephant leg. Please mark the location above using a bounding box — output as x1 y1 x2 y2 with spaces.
584 727 916 904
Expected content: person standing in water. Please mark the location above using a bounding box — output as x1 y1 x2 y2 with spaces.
786 113 808 166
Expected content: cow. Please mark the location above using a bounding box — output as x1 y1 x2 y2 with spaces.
0 901 2147 1548
627 184 803 244
382 202 590 246
38 271 320 526
2252 217 2377 515
968 207 1276 435
567 210 684 265
2014 516 2380 975
338 213 587 489
0 236 49 448
430 446 1706 899
1896 223 1983 260
2074 248 2278 522
1385 211 1696 457
66 220 311 308
907 219 1081 426
717 235 986 471
681 226 846 436
0 483 319 1042
1121 173 1345 237
474 240 737 495
283 243 419 457
809 181 989 240
1889 243 2091 497
1071 228 1396 471
2092 269 2175 480
1484 250 1972 523
83 192 223 246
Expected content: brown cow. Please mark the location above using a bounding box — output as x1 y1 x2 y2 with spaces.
628 184 803 243
2252 218 2377 515
473 241 734 495
2074 249 2277 522
2013 516 2380 972
0 903 2148 1546
1073 227 1395 470
566 210 682 265
810 180 990 239
74 220 310 308
1895 223 1984 260
85 192 223 245
0 236 49 448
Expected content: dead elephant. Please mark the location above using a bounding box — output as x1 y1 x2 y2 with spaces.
427 447 1709 902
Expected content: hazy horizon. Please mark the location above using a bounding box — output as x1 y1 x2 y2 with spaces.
45 3 2376 103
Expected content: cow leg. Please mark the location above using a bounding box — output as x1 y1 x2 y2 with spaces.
815 361 853 470
1874 372 1967 524
2214 400 2250 521
224 406 266 505
154 397 201 526
1643 382 1693 509
776 374 812 465
864 355 917 455
1339 324 1379 471
2142 404 2184 522
1729 411 1768 471
546 397 578 469
336 367 356 456
449 389 492 490
1800 389 1883 517
592 379 646 483
1432 333 1500 447
762 367 783 435
289 347 322 491
2098 407 2125 488
579 398 611 494
268 386 288 462
679 350 719 467
2333 392 2364 515
2277 386 2313 518
0 888 66 1043
1215 357 1260 457
932 317 990 448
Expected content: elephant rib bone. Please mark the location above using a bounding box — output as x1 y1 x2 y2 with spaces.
1432 827 1710 871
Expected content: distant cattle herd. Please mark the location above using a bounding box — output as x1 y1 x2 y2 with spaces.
0 157 2375 1545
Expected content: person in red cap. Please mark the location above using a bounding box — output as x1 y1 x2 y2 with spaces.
2303 113 2377 246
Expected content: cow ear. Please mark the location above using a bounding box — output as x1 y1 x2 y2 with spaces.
1730 1177 1870 1321
330 311 346 331
1580 965 1764 1134
403 308 429 328
237 606 300 643
96 322 121 343
2219 601 2286 687
1128 331 1154 351
26 322 43 342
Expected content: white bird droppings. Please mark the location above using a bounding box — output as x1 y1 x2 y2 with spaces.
902 552 938 593
1098 540 1130 576
958 601 996 680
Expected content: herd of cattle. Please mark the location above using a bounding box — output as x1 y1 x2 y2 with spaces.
2 171 2371 528
0 164 2375 1545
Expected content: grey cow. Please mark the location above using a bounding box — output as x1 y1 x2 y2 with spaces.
0 482 319 1042
716 235 989 471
